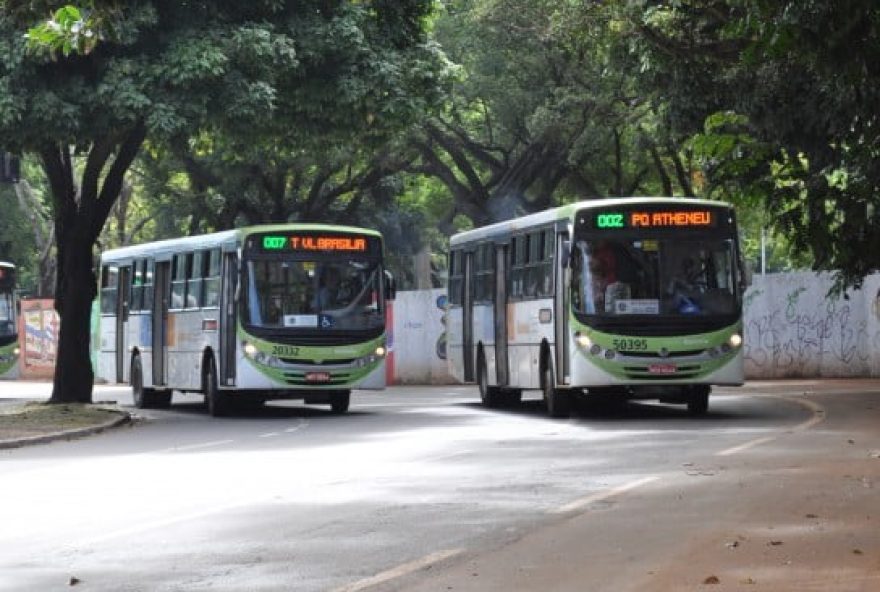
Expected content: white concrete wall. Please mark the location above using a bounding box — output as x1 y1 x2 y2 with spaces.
743 272 880 379
391 289 454 384
392 273 880 384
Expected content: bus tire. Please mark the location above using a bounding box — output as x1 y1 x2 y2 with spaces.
503 388 522 407
543 356 570 419
130 354 154 409
477 350 503 408
153 390 172 409
687 386 710 416
204 356 230 417
330 390 351 414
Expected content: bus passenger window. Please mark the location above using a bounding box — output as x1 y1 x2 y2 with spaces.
204 249 221 308
101 266 119 314
171 254 187 309
187 252 205 308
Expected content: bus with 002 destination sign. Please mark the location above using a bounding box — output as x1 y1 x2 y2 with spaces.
446 197 748 417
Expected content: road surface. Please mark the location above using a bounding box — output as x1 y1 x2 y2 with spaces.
1 380 878 591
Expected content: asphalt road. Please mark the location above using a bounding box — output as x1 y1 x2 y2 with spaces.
1 381 878 591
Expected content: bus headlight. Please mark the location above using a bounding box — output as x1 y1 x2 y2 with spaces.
574 332 592 349
243 342 258 357
728 333 743 348
12 347 20 356
375 346 386 357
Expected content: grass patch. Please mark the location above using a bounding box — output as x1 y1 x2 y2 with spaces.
0 402 122 440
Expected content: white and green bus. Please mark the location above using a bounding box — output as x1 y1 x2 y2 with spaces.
446 197 746 417
0 261 19 380
96 225 394 415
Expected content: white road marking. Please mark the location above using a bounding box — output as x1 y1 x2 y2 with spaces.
551 475 660 514
76 500 254 547
284 419 309 433
716 395 826 456
716 436 776 456
259 432 280 438
162 439 235 452
331 549 465 592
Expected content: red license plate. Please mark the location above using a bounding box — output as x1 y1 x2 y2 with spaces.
305 372 331 383
648 363 677 375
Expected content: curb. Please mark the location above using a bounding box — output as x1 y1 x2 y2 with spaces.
0 409 132 450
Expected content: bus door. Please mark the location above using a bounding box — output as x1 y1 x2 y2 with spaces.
152 261 171 386
219 252 238 386
462 251 475 382
115 265 132 383
554 231 570 384
494 243 509 386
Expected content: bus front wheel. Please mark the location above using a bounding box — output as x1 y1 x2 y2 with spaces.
131 354 160 409
687 386 710 416
330 390 350 414
204 357 230 417
543 357 570 419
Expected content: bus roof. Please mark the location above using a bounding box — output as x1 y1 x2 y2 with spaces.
449 197 733 247
101 223 383 264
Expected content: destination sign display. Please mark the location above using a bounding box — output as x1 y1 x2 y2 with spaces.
251 232 380 255
590 208 719 230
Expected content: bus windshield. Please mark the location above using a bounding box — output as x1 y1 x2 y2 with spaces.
0 290 14 338
571 237 738 318
243 257 384 332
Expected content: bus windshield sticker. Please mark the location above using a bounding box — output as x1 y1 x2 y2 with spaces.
283 314 318 328
613 300 660 315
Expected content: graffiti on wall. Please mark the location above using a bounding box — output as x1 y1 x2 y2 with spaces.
743 273 880 378
20 299 59 379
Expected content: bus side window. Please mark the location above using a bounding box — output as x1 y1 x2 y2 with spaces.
131 259 144 312
143 259 155 312
187 252 203 309
448 250 462 306
100 265 119 315
171 254 187 310
509 236 522 300
204 249 221 308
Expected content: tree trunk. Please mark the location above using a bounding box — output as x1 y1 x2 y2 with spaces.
50 228 97 403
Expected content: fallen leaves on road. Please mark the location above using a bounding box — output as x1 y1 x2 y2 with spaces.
703 575 720 585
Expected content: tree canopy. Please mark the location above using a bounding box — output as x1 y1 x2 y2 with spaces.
0 0 450 402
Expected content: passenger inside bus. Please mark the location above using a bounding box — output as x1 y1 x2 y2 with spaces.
314 267 342 310
666 256 705 314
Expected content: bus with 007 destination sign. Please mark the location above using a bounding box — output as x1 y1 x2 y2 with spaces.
96 225 395 416
0 261 19 380
446 197 748 418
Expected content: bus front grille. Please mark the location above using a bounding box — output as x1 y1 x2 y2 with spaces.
279 357 357 366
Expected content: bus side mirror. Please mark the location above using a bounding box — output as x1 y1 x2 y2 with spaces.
560 239 572 268
384 270 396 301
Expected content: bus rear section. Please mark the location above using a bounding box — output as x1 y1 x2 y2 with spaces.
0 262 18 380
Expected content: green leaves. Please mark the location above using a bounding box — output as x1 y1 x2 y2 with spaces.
25 5 100 58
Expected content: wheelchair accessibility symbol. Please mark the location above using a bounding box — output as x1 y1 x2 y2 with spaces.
319 314 335 329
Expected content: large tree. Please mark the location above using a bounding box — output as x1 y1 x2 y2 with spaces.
0 1 448 403
626 0 880 288
409 0 695 231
